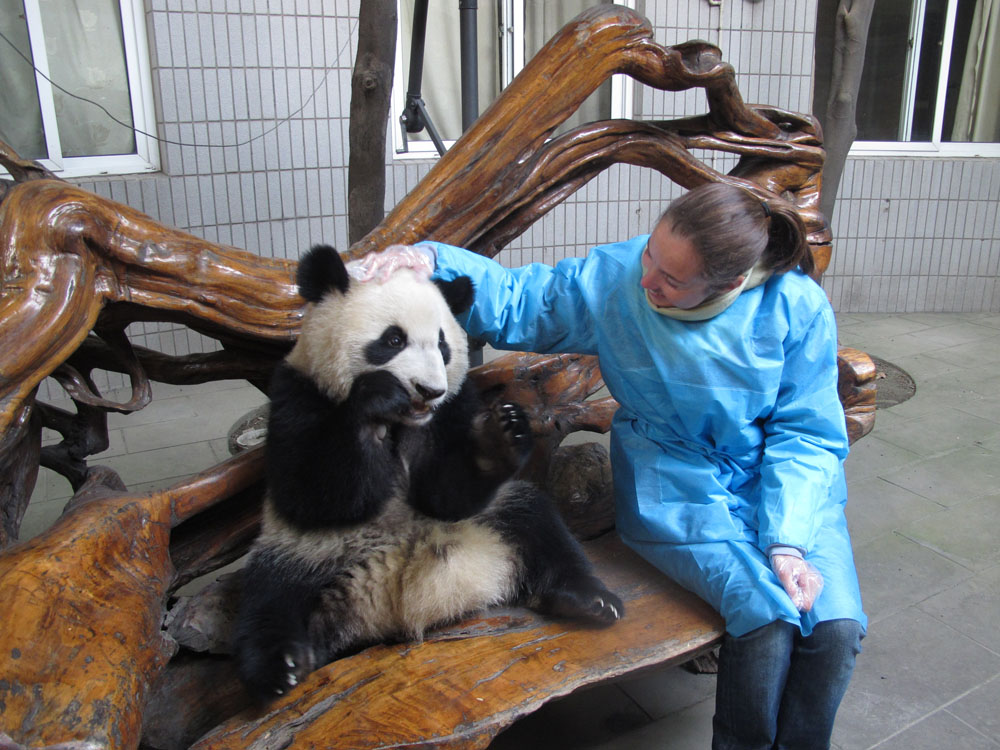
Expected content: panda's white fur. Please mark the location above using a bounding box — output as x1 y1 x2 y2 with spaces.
233 245 622 702
256 493 520 643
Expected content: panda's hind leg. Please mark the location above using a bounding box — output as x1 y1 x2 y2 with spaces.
532 566 624 624
489 481 624 625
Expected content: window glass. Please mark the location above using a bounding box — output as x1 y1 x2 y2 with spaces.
851 0 913 141
0 0 155 176
394 0 629 156
0 0 47 159
397 0 501 147
945 0 999 142
815 0 999 146
38 0 136 157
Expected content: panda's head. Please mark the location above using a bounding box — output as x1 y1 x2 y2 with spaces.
287 245 474 425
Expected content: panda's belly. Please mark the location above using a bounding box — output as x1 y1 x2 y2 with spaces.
391 516 520 637
257 496 520 641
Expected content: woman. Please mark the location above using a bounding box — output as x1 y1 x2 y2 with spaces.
356 182 866 749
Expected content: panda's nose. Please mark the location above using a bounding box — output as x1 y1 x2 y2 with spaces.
414 383 445 402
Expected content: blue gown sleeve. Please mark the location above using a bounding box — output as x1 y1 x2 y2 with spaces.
423 241 599 355
756 303 850 554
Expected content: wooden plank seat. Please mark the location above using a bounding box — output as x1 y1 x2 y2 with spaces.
190 535 724 750
0 6 876 750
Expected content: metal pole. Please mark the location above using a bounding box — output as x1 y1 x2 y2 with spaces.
458 0 479 131
407 0 430 99
400 0 446 156
459 1 482 365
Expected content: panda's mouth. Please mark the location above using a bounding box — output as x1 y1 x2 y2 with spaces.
405 399 436 424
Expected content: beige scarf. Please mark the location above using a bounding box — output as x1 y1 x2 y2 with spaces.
645 261 773 322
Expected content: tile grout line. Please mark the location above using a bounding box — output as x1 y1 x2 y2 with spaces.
866 672 1000 749
942 705 1000 748
912 597 1000 661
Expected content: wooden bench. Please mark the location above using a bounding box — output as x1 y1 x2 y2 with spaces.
0 6 875 749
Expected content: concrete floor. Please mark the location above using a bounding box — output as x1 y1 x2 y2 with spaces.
22 312 1000 749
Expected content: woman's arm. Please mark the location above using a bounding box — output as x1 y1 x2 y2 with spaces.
756 302 850 557
426 241 601 355
350 242 600 354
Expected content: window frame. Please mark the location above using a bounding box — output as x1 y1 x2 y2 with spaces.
850 0 1000 158
391 0 635 160
7 0 159 178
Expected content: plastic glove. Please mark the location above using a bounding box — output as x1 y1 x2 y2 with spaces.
771 554 824 612
345 244 435 283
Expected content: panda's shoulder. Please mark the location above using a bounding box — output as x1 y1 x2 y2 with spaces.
270 361 320 399
268 362 336 424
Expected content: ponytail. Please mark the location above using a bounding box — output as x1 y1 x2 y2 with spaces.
762 200 813 276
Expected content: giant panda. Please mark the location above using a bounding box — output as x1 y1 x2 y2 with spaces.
234 244 623 701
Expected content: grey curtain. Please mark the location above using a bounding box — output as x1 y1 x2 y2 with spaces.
950 0 1000 142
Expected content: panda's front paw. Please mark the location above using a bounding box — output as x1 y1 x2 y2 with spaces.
474 401 534 477
351 370 412 421
497 402 532 450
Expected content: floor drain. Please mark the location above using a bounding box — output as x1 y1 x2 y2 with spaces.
870 356 916 409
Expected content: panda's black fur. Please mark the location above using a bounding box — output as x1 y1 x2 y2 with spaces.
234 245 623 701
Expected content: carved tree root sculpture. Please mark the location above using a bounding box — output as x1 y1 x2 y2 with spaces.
348 10 831 268
0 450 263 749
0 6 875 749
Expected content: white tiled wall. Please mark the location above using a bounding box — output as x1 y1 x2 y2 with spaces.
824 158 1000 312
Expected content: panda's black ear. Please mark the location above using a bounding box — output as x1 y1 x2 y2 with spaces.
434 276 474 315
297 245 350 302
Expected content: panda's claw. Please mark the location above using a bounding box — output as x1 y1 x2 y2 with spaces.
598 596 624 622
500 403 528 434
242 642 315 702
472 400 534 478
586 591 625 624
601 599 621 620
496 402 532 452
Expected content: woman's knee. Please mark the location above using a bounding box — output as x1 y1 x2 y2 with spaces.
810 618 864 656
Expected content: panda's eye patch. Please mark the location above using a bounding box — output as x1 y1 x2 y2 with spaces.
438 328 451 365
365 325 408 365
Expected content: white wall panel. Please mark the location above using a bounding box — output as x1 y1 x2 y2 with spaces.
823 158 1000 312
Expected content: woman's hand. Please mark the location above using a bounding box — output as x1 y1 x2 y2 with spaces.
345 244 435 283
771 554 824 612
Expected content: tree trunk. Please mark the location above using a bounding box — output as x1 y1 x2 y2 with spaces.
347 0 397 245
817 0 876 225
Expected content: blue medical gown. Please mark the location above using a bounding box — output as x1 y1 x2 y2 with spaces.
427 237 866 637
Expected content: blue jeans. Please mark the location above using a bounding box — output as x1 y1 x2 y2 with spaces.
712 619 864 750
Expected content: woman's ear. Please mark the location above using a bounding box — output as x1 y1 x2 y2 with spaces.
720 274 745 293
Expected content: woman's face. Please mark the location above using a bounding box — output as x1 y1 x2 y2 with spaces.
640 220 716 310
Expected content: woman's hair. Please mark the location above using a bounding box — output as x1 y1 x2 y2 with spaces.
659 182 814 289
